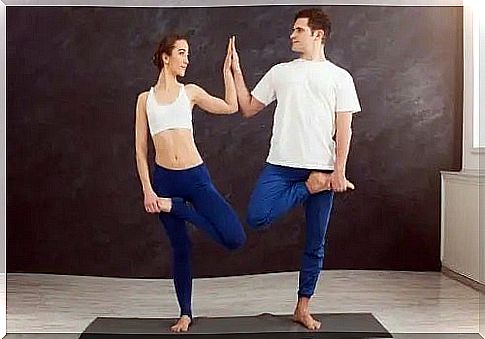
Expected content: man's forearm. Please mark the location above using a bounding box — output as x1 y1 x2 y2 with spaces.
334 127 352 174
233 69 254 117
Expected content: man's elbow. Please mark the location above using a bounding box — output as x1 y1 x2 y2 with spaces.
336 124 352 133
240 107 256 118
336 127 353 139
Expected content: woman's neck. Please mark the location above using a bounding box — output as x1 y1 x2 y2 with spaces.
155 69 178 90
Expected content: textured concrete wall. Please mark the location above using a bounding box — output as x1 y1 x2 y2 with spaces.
7 5 462 277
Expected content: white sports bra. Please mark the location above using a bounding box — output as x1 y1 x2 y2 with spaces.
145 84 193 136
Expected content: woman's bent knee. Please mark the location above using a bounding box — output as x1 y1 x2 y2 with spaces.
225 232 246 250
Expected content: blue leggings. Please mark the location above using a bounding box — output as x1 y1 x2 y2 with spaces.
152 163 246 319
247 163 334 298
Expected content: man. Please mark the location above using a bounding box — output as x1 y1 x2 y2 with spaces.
230 8 361 330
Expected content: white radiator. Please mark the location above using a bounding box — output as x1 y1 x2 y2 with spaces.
441 170 484 284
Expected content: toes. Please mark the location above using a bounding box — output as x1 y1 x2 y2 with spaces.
305 317 319 330
293 313 321 330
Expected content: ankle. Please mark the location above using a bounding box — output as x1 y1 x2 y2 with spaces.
295 307 309 314
295 297 310 313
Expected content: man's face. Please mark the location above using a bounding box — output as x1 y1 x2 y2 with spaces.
290 17 322 53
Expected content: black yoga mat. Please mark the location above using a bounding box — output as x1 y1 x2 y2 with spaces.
79 312 393 338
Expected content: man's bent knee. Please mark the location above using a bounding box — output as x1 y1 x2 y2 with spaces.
246 209 272 229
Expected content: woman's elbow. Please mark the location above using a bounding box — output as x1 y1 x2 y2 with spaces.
222 101 238 114
228 104 239 114
135 146 147 160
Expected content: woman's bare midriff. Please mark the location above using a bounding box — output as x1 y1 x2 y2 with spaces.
152 128 203 170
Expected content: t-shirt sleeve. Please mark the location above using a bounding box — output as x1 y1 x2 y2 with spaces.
336 71 361 114
251 66 276 106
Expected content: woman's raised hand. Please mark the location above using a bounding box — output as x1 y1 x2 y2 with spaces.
223 36 234 76
231 35 241 73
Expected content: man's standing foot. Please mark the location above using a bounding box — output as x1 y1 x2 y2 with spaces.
292 297 321 330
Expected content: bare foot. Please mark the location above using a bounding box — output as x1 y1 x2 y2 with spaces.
157 197 172 213
170 315 191 332
305 172 355 194
305 172 331 194
293 310 321 330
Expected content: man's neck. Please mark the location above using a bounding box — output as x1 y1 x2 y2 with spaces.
299 45 326 61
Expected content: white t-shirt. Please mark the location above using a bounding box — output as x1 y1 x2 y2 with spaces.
251 58 361 170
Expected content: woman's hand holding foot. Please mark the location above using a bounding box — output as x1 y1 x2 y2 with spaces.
144 191 172 213
144 190 162 213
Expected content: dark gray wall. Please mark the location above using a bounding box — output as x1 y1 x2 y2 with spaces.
7 5 463 277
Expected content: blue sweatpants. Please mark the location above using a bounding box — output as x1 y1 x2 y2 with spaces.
152 163 246 318
247 163 334 298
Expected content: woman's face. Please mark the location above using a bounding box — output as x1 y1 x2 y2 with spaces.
163 39 189 77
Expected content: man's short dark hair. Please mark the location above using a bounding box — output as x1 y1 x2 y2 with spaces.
294 8 332 43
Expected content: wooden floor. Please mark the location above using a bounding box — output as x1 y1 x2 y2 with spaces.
5 270 483 336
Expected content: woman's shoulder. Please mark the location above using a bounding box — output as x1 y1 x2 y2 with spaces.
183 83 200 92
183 83 203 100
138 89 151 97
137 89 151 101
135 91 151 111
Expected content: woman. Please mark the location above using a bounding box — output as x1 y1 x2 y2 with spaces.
135 34 246 332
